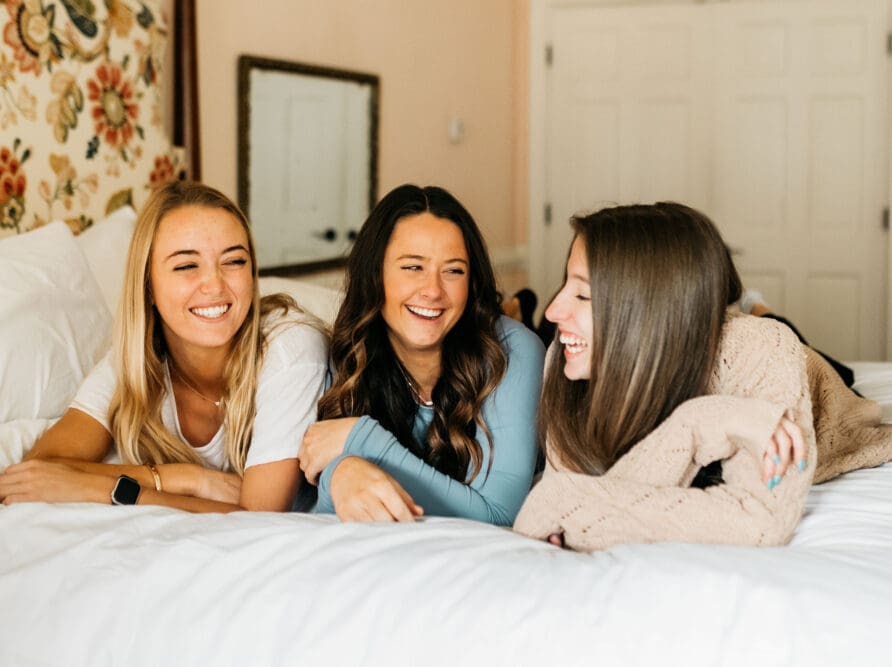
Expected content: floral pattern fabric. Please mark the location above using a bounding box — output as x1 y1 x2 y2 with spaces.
0 0 179 237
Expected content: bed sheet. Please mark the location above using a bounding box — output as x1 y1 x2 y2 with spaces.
1 366 890 666
0 462 890 666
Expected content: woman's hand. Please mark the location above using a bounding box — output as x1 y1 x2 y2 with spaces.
0 460 112 504
548 533 565 548
329 457 423 522
761 417 806 490
191 467 242 504
298 417 361 485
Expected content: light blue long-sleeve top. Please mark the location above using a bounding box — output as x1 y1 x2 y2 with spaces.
314 316 545 526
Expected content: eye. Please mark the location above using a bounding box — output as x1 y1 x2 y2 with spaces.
575 294 591 302
225 257 248 267
173 263 197 272
401 265 423 271
445 267 466 276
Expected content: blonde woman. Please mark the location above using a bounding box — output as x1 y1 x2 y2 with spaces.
0 181 328 511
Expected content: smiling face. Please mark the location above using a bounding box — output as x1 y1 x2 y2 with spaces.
380 212 470 362
544 236 593 381
149 205 253 359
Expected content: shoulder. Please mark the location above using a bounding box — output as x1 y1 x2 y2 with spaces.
496 315 546 360
261 308 329 370
720 311 803 360
712 311 806 392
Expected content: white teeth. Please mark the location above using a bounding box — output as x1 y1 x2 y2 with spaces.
559 334 587 354
191 304 229 318
407 305 443 318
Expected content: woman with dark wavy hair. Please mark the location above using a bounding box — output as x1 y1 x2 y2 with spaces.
514 202 892 551
297 184 545 524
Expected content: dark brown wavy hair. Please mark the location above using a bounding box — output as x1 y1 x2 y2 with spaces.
317 184 507 482
541 202 742 475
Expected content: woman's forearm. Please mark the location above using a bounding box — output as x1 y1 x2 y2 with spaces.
40 458 208 497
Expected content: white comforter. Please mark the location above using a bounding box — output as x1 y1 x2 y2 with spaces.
1 462 891 666
3 360 891 666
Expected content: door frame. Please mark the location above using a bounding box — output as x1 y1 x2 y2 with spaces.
528 0 892 359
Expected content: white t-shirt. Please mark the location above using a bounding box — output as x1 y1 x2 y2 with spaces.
71 311 329 470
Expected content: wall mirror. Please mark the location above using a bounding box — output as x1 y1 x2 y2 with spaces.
238 56 379 274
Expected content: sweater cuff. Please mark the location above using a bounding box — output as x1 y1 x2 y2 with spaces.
318 416 380 506
318 453 354 507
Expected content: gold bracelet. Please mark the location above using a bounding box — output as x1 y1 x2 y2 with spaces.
145 463 162 492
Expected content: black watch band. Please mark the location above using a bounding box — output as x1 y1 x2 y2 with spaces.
111 475 141 506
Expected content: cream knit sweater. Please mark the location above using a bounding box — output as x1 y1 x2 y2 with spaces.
513 313 892 551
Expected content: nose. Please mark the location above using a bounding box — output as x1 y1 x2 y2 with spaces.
419 271 444 300
544 292 566 324
200 266 225 294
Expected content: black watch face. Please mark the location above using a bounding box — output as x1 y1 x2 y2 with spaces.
113 476 140 505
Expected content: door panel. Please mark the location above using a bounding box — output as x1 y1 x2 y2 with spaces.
543 0 888 359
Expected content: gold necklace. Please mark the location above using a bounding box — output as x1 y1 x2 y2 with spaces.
398 364 433 407
169 361 222 408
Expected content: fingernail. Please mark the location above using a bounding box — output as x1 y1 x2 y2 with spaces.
767 478 776 491
797 459 806 472
772 455 781 465
772 475 782 487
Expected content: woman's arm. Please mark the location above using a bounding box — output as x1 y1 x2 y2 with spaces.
2 407 274 511
515 395 814 550
709 313 815 479
317 319 546 525
243 319 328 511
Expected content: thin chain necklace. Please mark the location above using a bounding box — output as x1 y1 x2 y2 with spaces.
398 364 434 407
169 360 222 408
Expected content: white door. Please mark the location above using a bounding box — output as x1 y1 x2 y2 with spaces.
713 1 888 361
535 0 888 360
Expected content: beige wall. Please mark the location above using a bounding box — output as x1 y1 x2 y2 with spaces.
195 0 528 251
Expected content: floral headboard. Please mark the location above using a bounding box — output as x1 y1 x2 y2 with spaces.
0 0 180 238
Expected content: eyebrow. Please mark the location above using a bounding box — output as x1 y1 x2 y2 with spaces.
395 254 468 265
164 245 248 261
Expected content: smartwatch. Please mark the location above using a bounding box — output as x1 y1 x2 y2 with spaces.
111 475 141 505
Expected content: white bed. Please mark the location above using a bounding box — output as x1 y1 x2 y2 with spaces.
1 214 891 666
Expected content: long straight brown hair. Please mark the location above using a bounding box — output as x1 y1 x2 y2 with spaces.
541 202 741 475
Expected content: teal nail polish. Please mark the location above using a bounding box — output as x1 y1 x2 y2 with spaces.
773 455 781 465
767 478 776 491
772 475 782 487
797 459 806 472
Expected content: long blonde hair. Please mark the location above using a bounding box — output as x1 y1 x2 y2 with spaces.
108 181 295 475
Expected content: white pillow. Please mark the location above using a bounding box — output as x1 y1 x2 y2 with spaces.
73 206 137 314
0 222 112 421
259 276 343 327
0 418 55 469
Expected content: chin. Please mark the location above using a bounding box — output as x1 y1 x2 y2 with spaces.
563 365 589 381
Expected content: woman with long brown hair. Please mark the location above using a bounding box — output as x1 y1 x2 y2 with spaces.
514 202 892 550
297 184 545 524
0 181 328 511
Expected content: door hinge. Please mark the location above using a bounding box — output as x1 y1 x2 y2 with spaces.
883 207 889 230
545 44 553 67
544 203 552 225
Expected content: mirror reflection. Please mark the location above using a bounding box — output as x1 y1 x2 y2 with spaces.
238 56 378 273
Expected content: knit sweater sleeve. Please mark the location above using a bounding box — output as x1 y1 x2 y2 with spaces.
513 314 817 551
